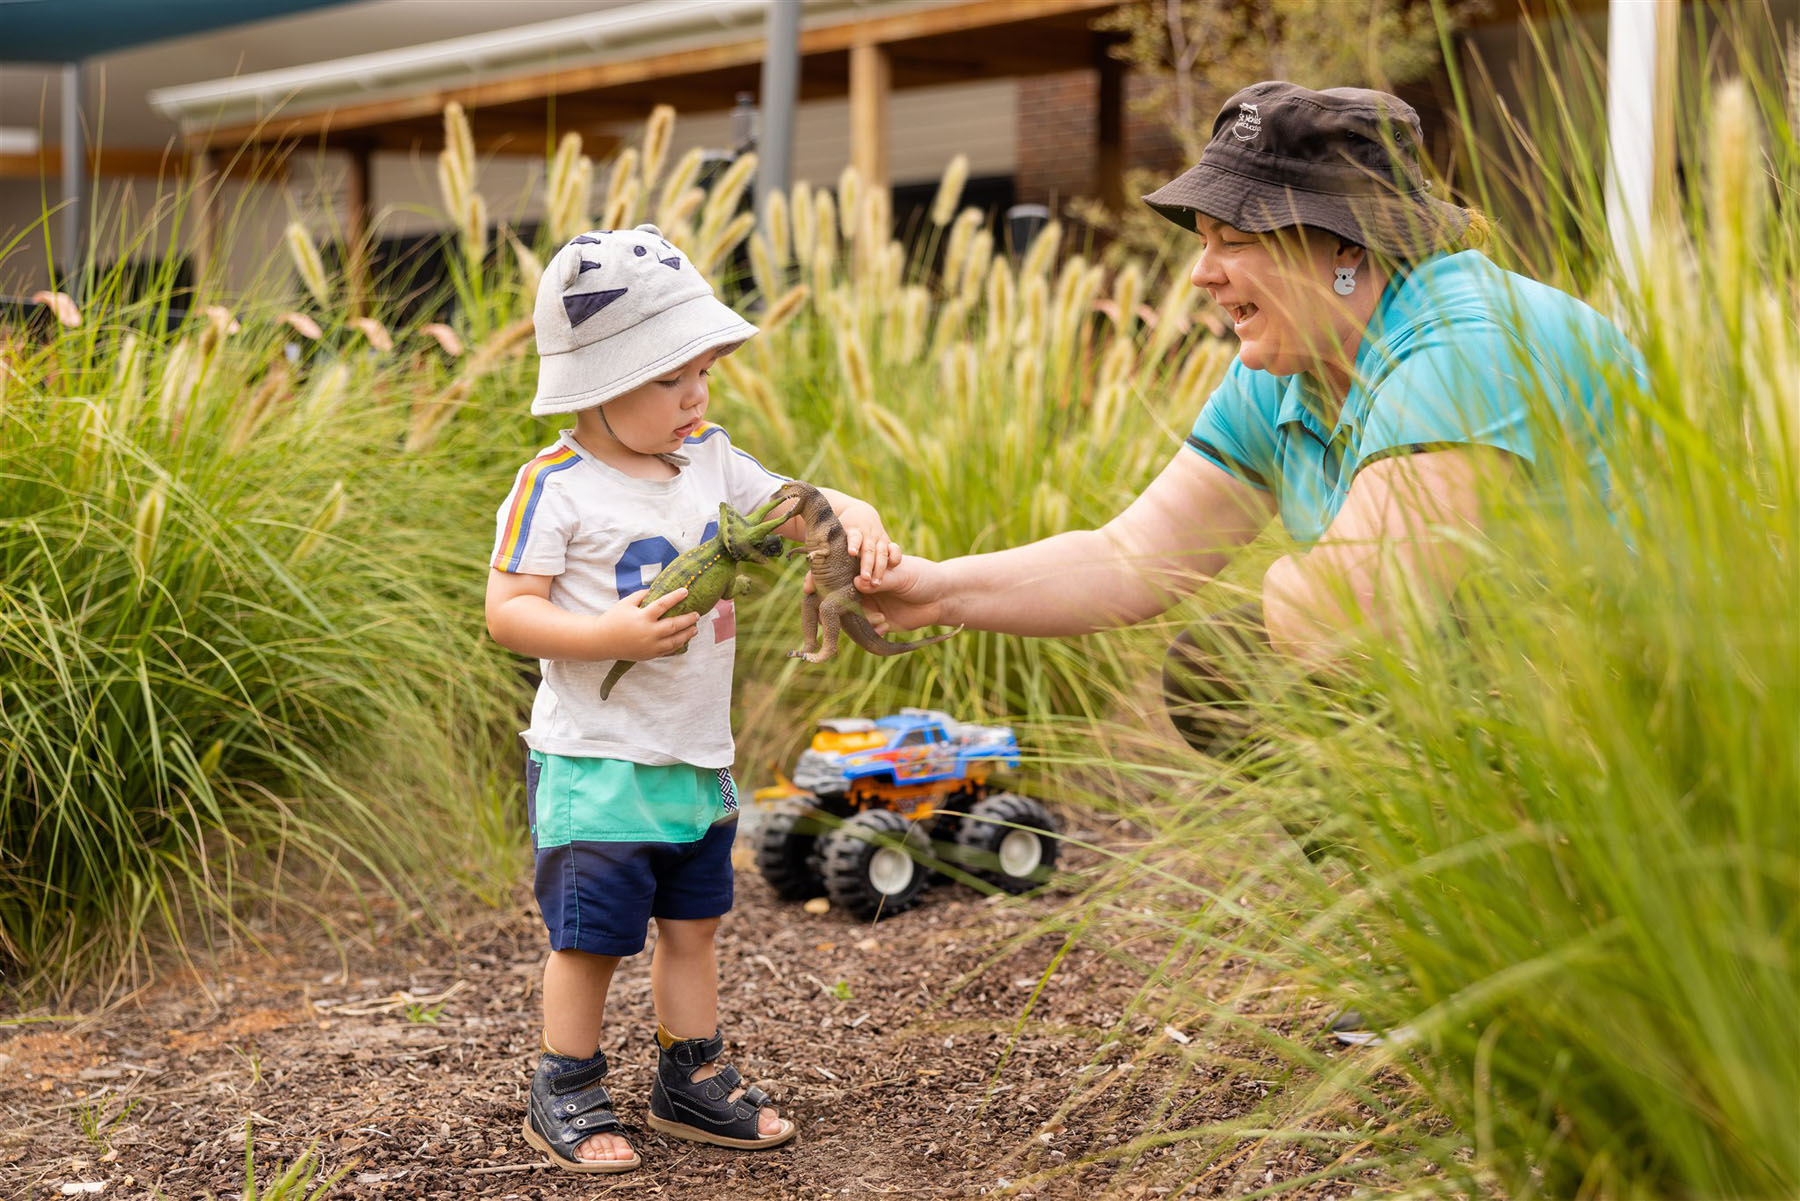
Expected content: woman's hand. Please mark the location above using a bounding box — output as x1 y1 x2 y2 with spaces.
854 553 949 632
593 587 700 662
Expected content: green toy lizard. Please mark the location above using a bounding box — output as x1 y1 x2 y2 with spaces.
598 495 791 701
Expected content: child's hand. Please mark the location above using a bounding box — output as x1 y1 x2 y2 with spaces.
834 500 903 588
594 588 699 662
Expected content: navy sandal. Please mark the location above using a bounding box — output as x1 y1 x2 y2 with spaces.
520 1049 642 1174
647 1030 798 1150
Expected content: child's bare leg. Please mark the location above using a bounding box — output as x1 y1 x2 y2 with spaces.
651 917 784 1138
542 949 634 1163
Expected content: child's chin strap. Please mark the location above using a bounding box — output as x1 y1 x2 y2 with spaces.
597 404 689 469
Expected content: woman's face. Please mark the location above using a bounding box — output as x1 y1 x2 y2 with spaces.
1189 219 1364 380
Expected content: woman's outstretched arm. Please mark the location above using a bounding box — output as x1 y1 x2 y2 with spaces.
859 451 1272 637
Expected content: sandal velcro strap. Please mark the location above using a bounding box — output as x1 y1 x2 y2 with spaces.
739 1083 771 1110
551 1081 619 1122
547 1051 610 1094
665 1030 726 1070
560 1108 625 1138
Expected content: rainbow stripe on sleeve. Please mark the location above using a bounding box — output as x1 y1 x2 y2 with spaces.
493 445 580 572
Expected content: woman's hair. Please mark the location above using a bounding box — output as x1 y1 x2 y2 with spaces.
1340 207 1494 276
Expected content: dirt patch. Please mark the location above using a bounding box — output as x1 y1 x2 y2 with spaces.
2 818 1383 1200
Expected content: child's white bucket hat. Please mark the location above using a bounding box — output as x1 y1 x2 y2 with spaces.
530 224 759 415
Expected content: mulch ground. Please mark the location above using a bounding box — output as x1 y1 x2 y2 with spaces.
2 813 1383 1201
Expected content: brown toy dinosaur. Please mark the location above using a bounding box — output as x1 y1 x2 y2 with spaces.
772 480 963 663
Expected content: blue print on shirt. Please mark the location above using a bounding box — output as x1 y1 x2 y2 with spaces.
614 520 718 595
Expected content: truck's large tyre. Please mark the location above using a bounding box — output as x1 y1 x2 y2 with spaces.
754 807 826 901
954 793 1059 895
820 809 933 920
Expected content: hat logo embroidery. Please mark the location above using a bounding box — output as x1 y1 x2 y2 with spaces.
1232 103 1262 142
563 287 628 327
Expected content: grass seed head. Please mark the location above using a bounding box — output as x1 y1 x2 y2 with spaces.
655 146 707 228
601 176 641 234
1019 219 1062 283
837 165 861 239
279 311 323 341
791 184 817 269
931 296 970 358
348 316 394 354
436 148 469 221
420 323 464 356
1098 339 1135 395
289 480 349 564
283 222 331 308
156 339 203 436
30 290 81 328
1016 274 1048 353
303 360 354 424
1111 264 1143 334
227 362 292 453
547 131 583 206
697 211 756 275
132 478 168 576
941 209 982 299
984 259 1016 357
930 154 970 227
603 148 640 225
891 285 930 363
443 102 476 188
1012 345 1042 400
750 232 778 301
700 153 758 244
507 232 543 296
112 332 144 422
1145 273 1196 363
958 230 994 304
765 188 792 268
200 305 240 357
762 284 811 333
641 104 676 191
837 327 875 409
461 192 490 267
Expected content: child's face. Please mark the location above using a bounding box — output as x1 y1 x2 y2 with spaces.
595 347 725 456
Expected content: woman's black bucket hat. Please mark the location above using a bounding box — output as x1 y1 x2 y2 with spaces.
1143 80 1472 260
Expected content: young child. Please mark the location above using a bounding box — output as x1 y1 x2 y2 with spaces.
487 224 897 1173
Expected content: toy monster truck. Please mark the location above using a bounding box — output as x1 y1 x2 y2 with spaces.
751 708 1059 919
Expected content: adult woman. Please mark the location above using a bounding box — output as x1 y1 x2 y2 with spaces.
860 81 1643 752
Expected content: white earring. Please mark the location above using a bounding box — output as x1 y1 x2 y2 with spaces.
1333 266 1357 296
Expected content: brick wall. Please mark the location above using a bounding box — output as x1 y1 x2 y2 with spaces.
1014 70 1188 209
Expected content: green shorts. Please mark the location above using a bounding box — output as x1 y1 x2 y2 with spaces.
526 752 739 956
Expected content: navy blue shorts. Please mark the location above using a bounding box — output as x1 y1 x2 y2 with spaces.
526 751 738 957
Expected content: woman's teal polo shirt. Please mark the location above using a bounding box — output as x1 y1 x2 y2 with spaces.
1186 250 1646 544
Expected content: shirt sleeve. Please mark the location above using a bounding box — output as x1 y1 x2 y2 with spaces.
491 456 581 574
1185 358 1276 491
709 425 789 514
1356 322 1542 470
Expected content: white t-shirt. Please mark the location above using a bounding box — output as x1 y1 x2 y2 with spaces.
490 423 786 768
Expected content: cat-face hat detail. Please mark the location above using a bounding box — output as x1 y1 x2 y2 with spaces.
530 224 759 415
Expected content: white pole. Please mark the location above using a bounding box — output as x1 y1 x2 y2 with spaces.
757 0 801 221
59 61 85 285
1604 0 1662 288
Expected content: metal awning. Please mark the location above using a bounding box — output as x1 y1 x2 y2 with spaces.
0 0 362 64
